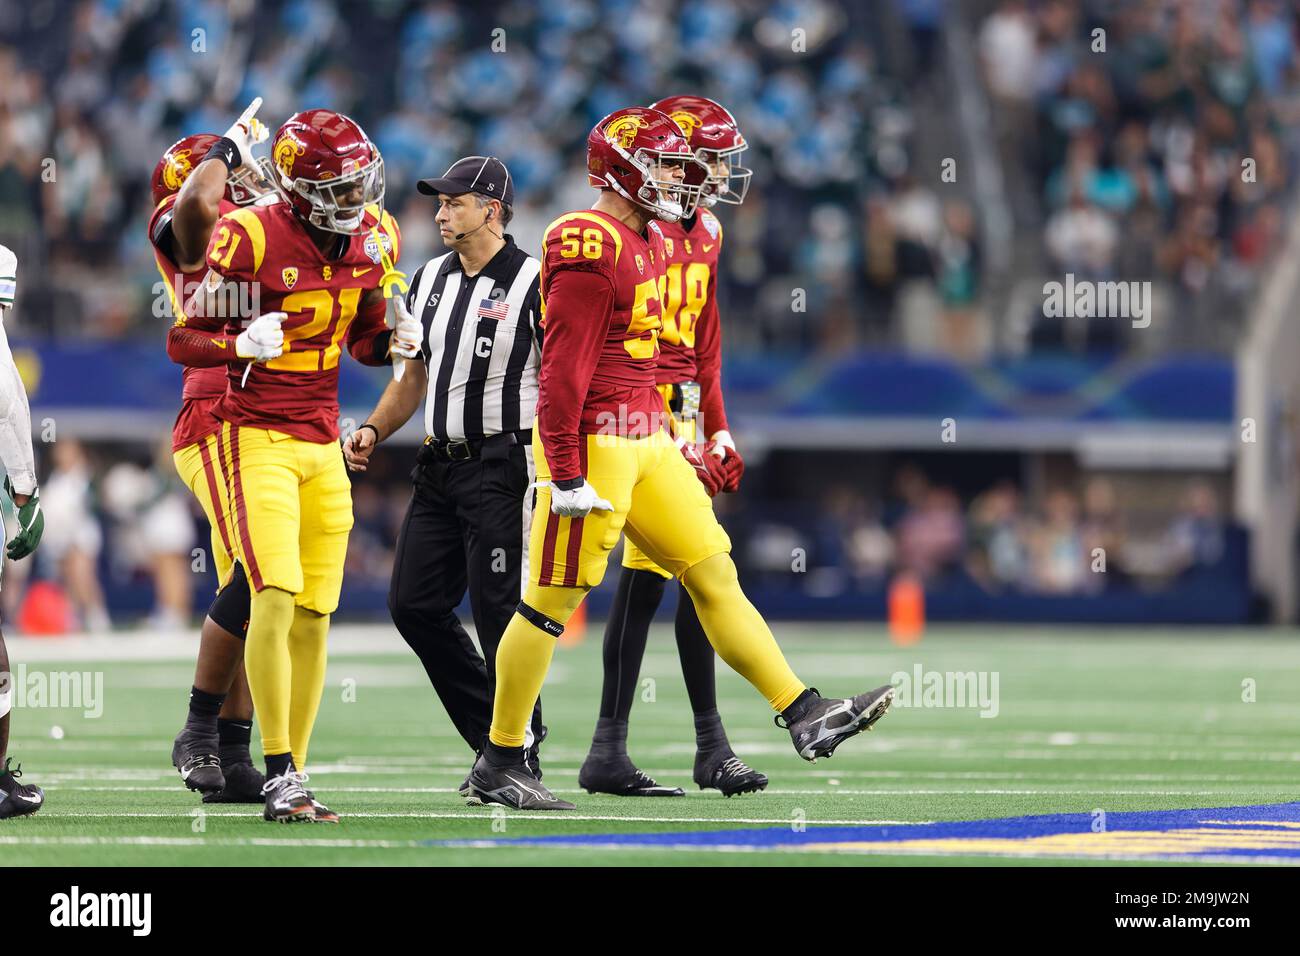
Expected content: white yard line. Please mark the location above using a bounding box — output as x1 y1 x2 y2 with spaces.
41 784 1281 797
37 810 928 825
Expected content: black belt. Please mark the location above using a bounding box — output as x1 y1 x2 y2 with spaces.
421 429 532 463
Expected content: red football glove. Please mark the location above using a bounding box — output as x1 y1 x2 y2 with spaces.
701 439 729 490
680 440 722 497
709 432 744 493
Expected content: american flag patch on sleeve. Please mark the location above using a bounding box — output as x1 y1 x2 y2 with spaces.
477 298 510 321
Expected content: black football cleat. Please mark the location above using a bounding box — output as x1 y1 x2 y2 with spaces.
579 752 684 797
0 757 44 819
778 686 895 761
694 750 768 797
457 771 473 798
304 790 339 824
465 754 575 810
261 770 316 823
172 728 224 794
294 774 339 824
202 761 266 804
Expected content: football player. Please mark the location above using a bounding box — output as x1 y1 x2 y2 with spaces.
0 242 46 820
149 100 277 804
579 95 766 798
466 107 895 810
168 109 412 823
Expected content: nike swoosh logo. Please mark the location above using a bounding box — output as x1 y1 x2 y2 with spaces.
353 267 373 277
703 244 715 252
17 793 41 803
211 339 227 349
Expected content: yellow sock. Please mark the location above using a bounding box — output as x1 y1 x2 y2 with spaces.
244 587 295 758
681 553 806 712
288 606 329 770
488 583 587 747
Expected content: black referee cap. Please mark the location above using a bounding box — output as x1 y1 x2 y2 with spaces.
417 156 514 206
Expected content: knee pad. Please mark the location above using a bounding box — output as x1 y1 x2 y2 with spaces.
682 552 739 604
520 582 587 626
208 561 251 639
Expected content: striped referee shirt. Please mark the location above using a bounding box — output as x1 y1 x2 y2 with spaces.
403 235 542 442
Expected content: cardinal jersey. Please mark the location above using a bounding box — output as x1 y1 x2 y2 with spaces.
189 201 401 443
149 192 239 451
653 207 728 436
536 208 667 482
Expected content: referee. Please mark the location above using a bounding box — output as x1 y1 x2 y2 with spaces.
343 156 546 775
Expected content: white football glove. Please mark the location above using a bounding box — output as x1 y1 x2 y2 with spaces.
391 296 423 359
236 311 285 362
0 242 16 311
222 97 270 169
548 480 614 518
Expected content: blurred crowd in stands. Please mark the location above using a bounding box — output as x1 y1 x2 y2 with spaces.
980 0 1300 352
0 438 1239 631
738 463 1240 599
3 0 1294 358
0 0 896 351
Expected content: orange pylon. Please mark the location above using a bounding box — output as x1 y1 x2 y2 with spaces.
888 573 925 645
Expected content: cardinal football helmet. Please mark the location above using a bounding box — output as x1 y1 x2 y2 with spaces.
650 95 751 207
267 109 384 234
587 107 709 223
152 133 273 207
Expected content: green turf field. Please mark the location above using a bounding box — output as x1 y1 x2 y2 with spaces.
3 623 1298 866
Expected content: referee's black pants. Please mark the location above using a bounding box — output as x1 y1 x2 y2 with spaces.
388 433 543 754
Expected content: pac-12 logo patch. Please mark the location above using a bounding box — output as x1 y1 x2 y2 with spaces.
282 267 298 289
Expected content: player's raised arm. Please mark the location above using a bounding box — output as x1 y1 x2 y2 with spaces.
170 99 272 270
